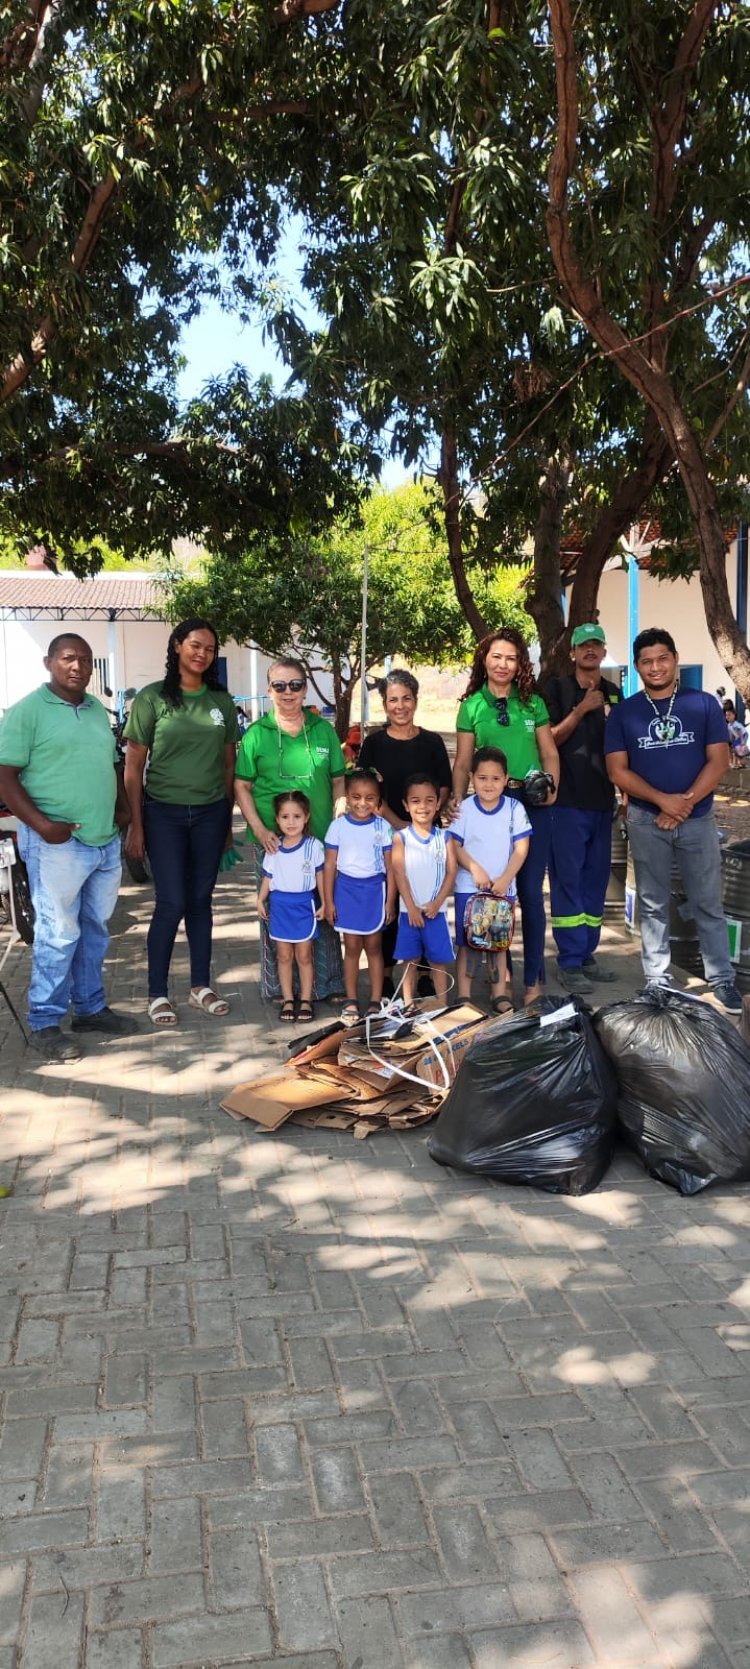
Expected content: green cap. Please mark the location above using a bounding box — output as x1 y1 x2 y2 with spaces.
571 623 606 648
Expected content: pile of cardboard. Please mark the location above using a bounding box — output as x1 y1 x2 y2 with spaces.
220 1002 487 1139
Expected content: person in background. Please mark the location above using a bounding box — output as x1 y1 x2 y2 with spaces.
0 633 132 1060
605 627 742 1012
544 623 621 994
358 669 451 994
722 701 750 767
124 618 239 1027
451 630 558 1005
234 657 346 1004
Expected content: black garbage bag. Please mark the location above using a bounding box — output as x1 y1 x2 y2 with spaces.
594 986 750 1195
428 998 618 1195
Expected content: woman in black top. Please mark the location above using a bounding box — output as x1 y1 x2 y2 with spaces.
358 669 452 988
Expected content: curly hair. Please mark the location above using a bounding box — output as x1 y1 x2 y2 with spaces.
162 618 222 708
462 629 536 705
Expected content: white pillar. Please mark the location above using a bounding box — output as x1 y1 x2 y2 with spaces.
249 642 260 721
107 615 118 704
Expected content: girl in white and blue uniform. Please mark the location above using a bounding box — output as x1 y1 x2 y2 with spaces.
256 791 324 1025
323 768 396 1023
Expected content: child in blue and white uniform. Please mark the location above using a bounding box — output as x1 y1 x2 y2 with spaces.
391 774 457 1005
323 769 396 1023
256 791 324 1025
451 746 531 1011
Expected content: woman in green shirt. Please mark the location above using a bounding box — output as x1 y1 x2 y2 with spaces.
124 618 240 1026
234 657 346 1006
452 629 559 1004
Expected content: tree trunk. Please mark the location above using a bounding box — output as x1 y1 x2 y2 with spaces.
546 0 750 699
438 422 488 642
525 453 570 672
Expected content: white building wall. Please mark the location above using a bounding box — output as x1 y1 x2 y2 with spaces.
596 540 740 699
1 615 336 715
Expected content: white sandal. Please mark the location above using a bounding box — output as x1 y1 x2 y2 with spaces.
148 997 177 1027
189 986 230 1016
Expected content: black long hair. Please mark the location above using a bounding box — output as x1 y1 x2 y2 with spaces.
162 618 222 708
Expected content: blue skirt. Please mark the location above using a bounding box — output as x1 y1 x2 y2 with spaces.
334 872 386 935
268 890 318 943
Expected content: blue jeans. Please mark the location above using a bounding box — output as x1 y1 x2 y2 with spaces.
144 797 230 996
626 804 733 986
550 806 613 968
17 827 122 1030
515 803 552 989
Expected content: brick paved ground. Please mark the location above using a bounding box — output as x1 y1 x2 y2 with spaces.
1 844 750 1669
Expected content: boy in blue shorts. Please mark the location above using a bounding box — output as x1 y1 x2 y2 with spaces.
391 775 457 1004
451 745 531 1012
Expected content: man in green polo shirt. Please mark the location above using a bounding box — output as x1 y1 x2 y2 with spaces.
0 634 134 1061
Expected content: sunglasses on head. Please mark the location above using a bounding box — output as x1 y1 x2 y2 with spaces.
270 678 305 693
495 697 510 727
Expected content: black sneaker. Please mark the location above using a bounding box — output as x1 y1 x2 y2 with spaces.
71 1008 139 1035
713 982 743 1014
28 1027 83 1062
582 958 618 983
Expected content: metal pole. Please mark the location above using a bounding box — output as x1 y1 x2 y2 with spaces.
627 553 639 695
360 543 370 734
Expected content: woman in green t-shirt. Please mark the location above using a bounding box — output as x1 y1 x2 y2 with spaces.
123 618 240 1026
234 657 346 1007
451 629 559 1004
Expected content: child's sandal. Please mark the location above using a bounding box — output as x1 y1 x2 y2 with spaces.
341 1001 360 1027
297 1000 314 1022
278 1000 296 1024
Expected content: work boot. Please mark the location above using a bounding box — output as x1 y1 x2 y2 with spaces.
557 967 594 995
28 1027 83 1062
582 957 618 982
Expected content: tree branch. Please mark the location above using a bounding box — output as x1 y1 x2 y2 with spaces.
272 0 340 22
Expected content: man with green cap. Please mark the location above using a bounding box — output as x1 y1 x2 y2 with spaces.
543 623 621 993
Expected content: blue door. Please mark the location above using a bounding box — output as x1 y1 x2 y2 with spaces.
679 663 703 690
217 655 228 690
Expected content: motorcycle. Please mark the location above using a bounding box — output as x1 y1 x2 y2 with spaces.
0 803 34 945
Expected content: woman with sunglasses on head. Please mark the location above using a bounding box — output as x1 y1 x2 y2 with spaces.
124 618 240 1026
450 630 559 1005
234 658 346 1006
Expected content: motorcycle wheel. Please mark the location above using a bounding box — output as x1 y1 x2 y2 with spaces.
11 856 34 944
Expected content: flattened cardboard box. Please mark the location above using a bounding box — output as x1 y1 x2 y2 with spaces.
220 1072 349 1130
221 1002 487 1133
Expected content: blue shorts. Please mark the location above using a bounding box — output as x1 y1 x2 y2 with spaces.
334 871 386 935
395 911 454 966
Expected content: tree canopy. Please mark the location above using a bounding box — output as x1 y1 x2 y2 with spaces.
161 481 532 734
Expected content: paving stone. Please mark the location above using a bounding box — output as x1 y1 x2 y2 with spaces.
23 1589 84 1669
0 1562 25 1647
86 1630 144 1669
271 1560 338 1650
3 887 750 1669
335 1595 403 1668
149 1497 203 1574
150 1608 273 1667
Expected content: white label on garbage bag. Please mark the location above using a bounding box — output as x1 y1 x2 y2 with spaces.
539 1003 577 1028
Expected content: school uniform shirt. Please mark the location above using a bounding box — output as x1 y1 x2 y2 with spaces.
261 836 324 943
450 795 531 899
323 813 393 875
394 825 451 915
604 689 729 819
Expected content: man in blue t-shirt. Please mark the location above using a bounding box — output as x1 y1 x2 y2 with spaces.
604 627 740 1011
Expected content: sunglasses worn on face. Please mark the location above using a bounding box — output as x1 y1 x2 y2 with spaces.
495 697 510 727
270 679 305 693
